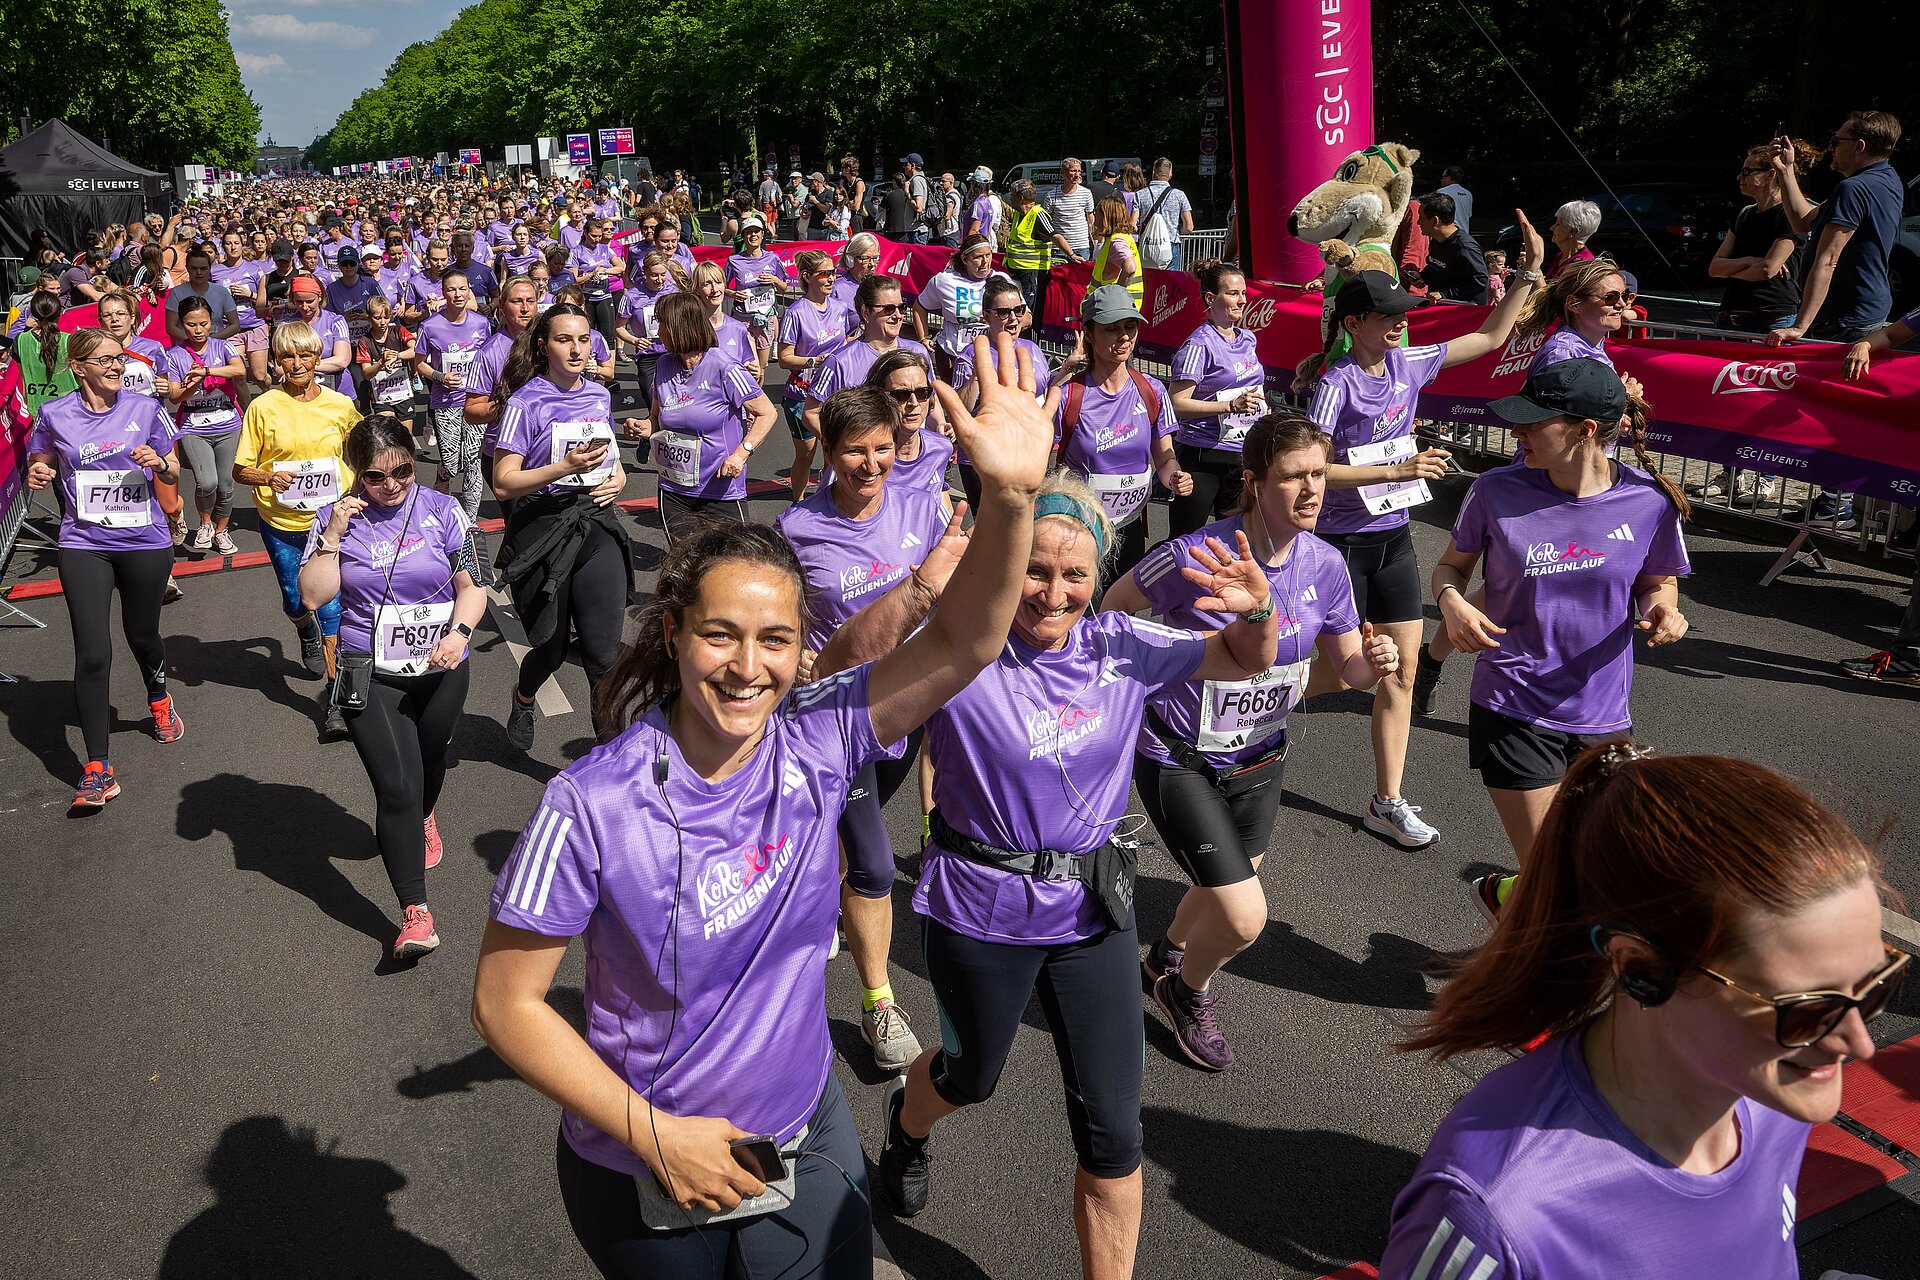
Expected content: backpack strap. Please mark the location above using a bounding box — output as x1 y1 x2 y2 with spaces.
1059 370 1090 459
1127 367 1161 424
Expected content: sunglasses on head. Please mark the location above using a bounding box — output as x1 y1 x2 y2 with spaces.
886 385 933 403
1698 946 1909 1048
360 461 416 484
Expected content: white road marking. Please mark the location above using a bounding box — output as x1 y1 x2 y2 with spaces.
503 641 572 716
1883 907 1920 951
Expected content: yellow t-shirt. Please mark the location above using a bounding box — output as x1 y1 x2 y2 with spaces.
233 386 360 531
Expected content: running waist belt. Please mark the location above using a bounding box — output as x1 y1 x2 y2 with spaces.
929 810 1135 932
1145 706 1289 782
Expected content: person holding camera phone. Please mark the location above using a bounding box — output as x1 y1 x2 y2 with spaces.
471 331 1055 1279
492 303 641 750
297 416 487 962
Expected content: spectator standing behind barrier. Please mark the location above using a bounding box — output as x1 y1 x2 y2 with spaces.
1002 181 1074 324
965 169 1002 248
1544 200 1601 280
902 153 932 244
1137 159 1195 272
1384 749 1903 1280
1049 159 1096 262
879 173 915 241
1711 141 1810 333
932 173 964 248
1434 165 1473 232
1088 160 1122 209
1413 192 1489 303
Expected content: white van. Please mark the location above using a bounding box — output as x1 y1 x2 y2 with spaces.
1001 157 1142 203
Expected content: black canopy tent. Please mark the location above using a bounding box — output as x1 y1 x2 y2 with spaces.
0 120 169 296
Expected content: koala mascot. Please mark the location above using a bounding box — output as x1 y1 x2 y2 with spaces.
1289 142 1420 354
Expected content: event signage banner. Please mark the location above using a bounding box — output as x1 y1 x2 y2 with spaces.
460 148 482 165
597 128 634 157
567 134 591 164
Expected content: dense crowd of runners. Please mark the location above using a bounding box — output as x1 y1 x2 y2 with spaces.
6 133 1911 1280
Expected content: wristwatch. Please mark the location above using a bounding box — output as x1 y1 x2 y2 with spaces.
1243 597 1276 625
453 622 473 638
741 438 757 454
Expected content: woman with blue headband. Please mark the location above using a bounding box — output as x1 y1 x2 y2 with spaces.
873 469 1280 1279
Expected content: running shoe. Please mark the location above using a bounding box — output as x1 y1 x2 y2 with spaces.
1731 472 1778 507
1364 795 1440 849
1142 935 1185 986
70 761 120 811
424 812 443 870
1685 469 1730 500
297 625 325 677
190 523 215 552
212 529 238 556
863 998 922 1074
1152 974 1234 1071
1471 873 1514 924
1799 492 1858 530
169 515 187 547
1839 649 1920 688
163 577 184 604
321 700 350 743
1411 649 1445 717
877 1076 932 1217
393 904 440 960
149 695 185 745
506 693 538 751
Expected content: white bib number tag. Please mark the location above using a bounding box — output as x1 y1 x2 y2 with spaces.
549 420 616 488
1197 658 1309 754
185 399 235 428
373 359 414 405
745 285 775 320
1346 436 1431 515
120 360 157 399
1218 383 1267 445
75 468 153 528
654 431 701 489
374 601 454 675
1090 470 1151 527
273 457 341 511
442 347 478 385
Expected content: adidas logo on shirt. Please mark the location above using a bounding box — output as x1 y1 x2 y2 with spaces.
902 531 922 549
781 761 808 796
1607 523 1635 542
1301 585 1317 603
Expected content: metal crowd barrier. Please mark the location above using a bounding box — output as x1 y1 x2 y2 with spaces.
1180 229 1228 265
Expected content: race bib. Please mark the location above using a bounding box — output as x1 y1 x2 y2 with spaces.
374 601 454 676
75 468 153 528
1197 658 1309 754
120 360 157 399
654 430 700 489
442 347 478 385
373 361 413 405
745 285 775 319
346 315 372 343
227 281 253 306
549 420 617 488
637 301 660 337
185 399 235 428
1347 436 1430 516
273 457 341 511
1090 470 1151 527
1218 383 1267 445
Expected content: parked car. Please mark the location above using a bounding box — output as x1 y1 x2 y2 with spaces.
1000 157 1141 204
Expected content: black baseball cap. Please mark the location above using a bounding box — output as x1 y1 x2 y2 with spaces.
1331 270 1420 322
1491 357 1627 425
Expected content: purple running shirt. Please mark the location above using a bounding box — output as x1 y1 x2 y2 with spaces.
808 338 930 404
1052 370 1177 529
29 390 177 552
776 481 951 652
301 485 470 668
650 349 764 500
1170 323 1266 452
416 311 494 411
1307 343 1448 537
777 297 855 403
494 375 617 496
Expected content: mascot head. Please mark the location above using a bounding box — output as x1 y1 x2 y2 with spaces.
1287 143 1421 258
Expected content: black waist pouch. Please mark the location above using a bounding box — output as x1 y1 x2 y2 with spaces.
333 650 374 711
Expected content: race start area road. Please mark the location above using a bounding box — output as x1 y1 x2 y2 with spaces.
3 412 1917 1280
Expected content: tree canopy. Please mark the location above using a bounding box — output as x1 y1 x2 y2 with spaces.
0 0 260 170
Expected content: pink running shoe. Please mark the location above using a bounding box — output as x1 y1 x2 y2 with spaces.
423 812 443 870
393 905 440 960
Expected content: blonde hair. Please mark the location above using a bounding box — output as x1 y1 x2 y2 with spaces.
1036 469 1117 578
641 249 693 292
67 326 121 367
691 259 726 290
1516 256 1628 343
271 321 323 360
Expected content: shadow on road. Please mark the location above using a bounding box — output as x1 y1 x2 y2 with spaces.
396 987 586 1100
1142 1106 1415 1276
165 634 325 727
158 1115 478 1279
177 772 392 945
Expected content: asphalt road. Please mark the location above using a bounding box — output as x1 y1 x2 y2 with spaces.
2 383 1917 1280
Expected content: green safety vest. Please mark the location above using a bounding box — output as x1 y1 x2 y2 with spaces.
1003 207 1052 270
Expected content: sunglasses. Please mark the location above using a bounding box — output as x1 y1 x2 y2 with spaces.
1830 132 1860 148
866 302 906 315
808 270 836 281
1697 946 1909 1048
886 385 933 404
855 255 881 265
986 304 1027 317
359 462 416 484
1586 290 1637 308
1738 166 1770 177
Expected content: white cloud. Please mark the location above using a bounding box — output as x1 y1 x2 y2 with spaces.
234 51 300 76
232 14 377 47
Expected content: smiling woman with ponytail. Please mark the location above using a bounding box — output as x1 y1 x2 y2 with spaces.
1383 745 1904 1280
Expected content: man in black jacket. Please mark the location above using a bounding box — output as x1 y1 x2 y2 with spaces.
1414 192 1489 304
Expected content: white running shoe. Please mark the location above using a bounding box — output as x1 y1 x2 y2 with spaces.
1364 795 1440 848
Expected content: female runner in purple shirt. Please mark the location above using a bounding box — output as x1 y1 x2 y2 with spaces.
1387 748 1901 1280
1431 358 1691 918
471 334 1057 1279
723 214 791 372
863 348 954 499
1102 412 1400 1071
1167 260 1268 534
644 292 779 541
25 327 187 810
951 275 1054 512
297 416 487 963
878 472 1282 1279
803 276 930 445
690 260 762 377
774 249 854 501
776 384 958 1074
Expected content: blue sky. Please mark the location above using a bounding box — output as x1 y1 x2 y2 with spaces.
232 0 466 149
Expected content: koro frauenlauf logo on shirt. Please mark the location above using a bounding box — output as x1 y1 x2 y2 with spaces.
1025 702 1104 759
1711 360 1797 396
1524 539 1607 577
697 833 795 939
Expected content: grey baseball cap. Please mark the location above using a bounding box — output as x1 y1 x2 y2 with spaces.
1081 284 1143 325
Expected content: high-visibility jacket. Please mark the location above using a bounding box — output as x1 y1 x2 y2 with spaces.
1092 232 1144 306
1003 206 1053 270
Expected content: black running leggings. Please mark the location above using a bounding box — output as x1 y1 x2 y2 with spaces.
516 521 627 704
1168 445 1247 539
1134 752 1287 889
59 545 172 762
556 1075 871 1280
585 296 618 351
343 664 469 909
923 915 1144 1177
838 727 924 897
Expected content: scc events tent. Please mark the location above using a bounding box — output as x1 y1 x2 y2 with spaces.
0 120 169 294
